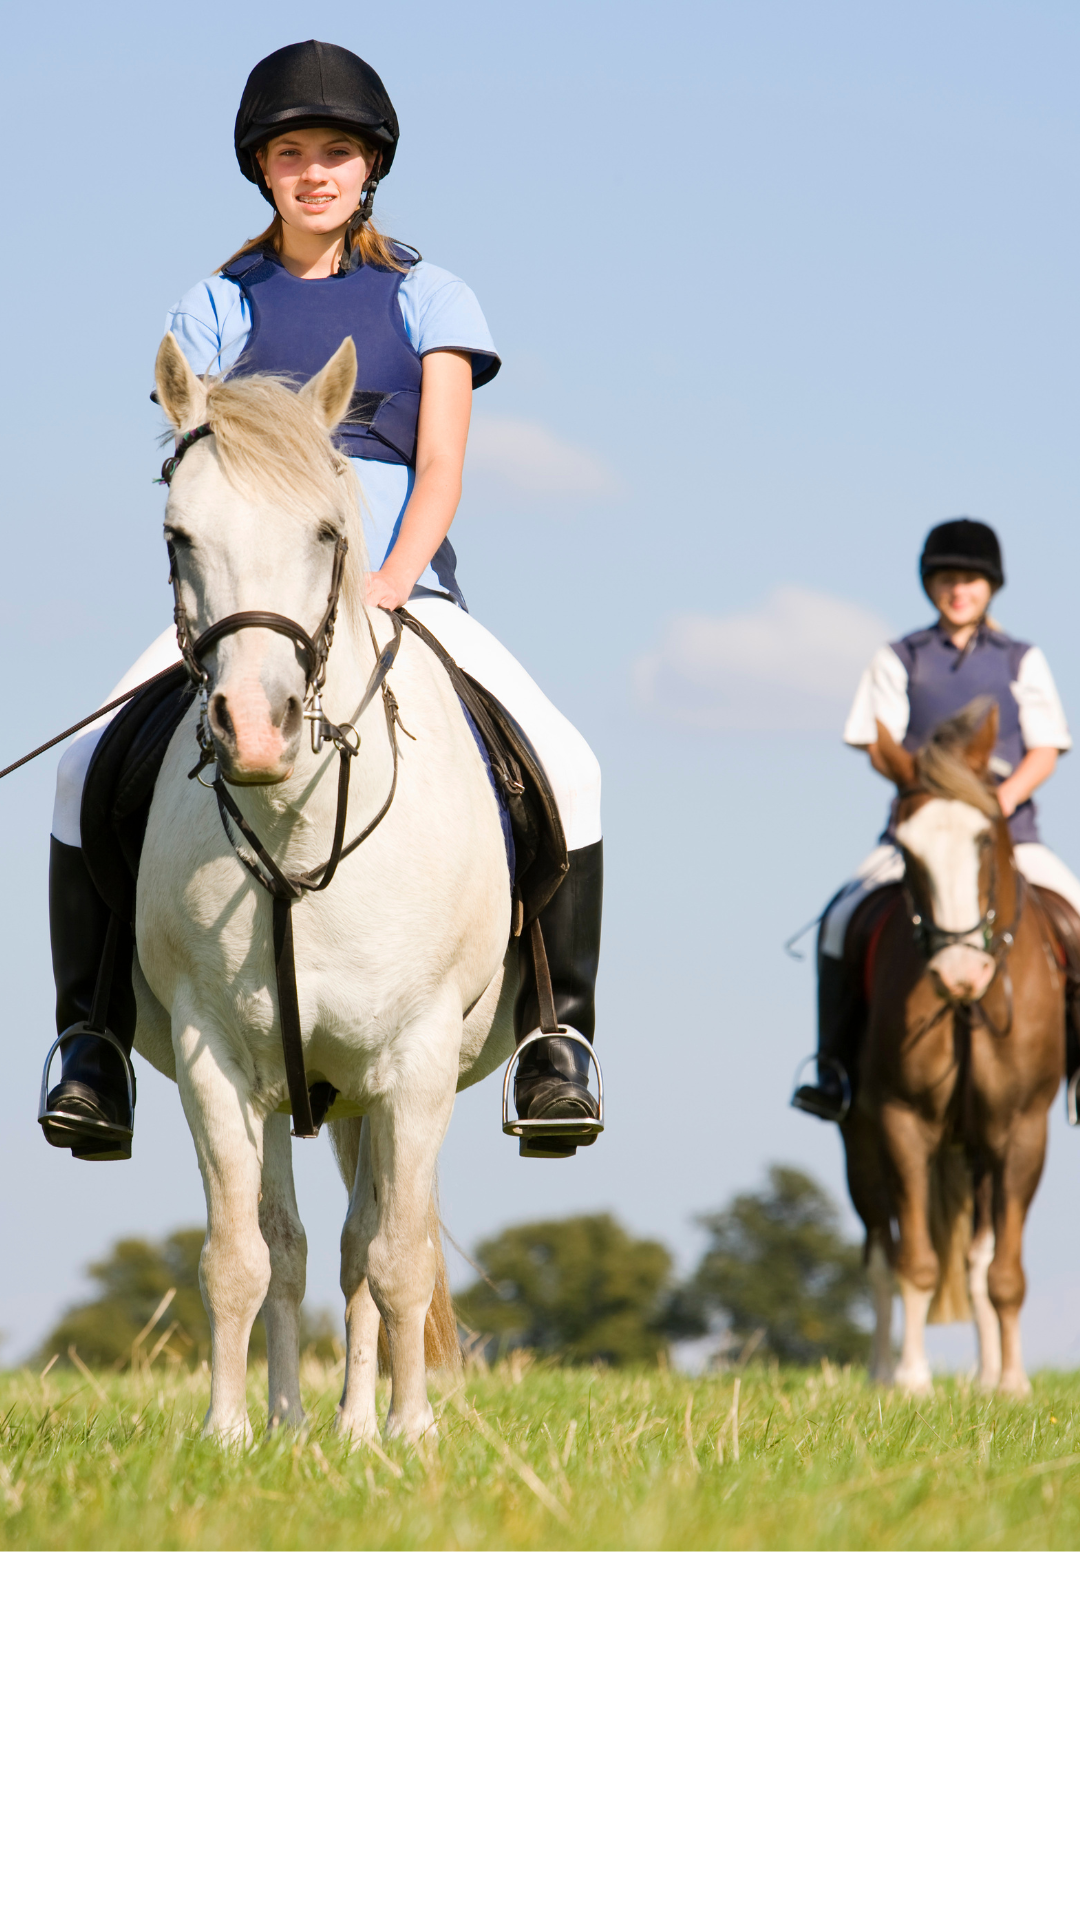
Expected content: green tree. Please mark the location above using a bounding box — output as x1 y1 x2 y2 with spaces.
689 1166 870 1366
34 1230 339 1371
456 1213 685 1366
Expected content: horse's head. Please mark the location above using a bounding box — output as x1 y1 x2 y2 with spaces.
875 700 1013 1004
154 332 362 785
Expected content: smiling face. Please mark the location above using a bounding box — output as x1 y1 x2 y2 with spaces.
925 569 995 632
259 126 375 237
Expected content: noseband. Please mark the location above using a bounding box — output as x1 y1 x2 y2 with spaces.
163 421 351 755
894 786 1022 966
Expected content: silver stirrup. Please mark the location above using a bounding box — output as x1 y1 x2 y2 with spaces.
38 1020 136 1140
1068 1068 1080 1128
789 1052 851 1123
501 1024 605 1148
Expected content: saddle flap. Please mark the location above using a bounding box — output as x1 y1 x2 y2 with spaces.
843 884 904 1002
399 611 569 923
1032 886 1080 983
80 665 196 924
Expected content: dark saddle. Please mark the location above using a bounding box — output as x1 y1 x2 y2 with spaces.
80 623 568 931
843 884 904 1000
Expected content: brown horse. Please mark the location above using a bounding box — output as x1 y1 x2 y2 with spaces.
842 700 1067 1396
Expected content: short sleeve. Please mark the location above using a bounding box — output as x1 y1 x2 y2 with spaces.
843 647 911 747
397 261 500 388
165 276 251 377
1014 647 1072 752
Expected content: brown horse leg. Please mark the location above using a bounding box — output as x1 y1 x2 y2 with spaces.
987 1109 1048 1399
840 1107 896 1381
879 1103 939 1395
868 1232 895 1382
968 1173 1000 1389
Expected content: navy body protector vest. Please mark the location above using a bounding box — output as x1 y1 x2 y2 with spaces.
220 248 463 600
890 623 1038 845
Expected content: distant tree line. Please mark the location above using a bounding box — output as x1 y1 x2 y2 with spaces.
32 1165 871 1374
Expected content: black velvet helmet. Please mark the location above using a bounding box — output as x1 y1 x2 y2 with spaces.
235 41 399 207
919 519 1005 591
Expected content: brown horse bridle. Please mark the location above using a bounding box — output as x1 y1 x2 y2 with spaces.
893 785 1025 1041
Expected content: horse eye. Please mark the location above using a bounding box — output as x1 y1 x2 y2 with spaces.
318 523 341 543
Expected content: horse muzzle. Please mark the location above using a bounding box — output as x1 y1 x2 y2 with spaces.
929 942 997 1003
206 675 303 785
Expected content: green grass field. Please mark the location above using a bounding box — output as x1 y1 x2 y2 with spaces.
2 1352 1080 1549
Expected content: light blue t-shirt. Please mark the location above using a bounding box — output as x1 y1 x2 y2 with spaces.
165 261 498 593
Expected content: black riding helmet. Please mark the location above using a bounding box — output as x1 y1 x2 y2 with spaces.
920 519 1005 592
235 41 399 208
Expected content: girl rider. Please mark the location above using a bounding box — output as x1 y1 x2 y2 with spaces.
791 517 1080 1122
41 40 603 1162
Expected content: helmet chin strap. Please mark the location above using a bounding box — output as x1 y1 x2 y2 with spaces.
340 162 381 270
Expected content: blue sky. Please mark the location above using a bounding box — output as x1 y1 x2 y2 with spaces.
2 0 1080 1364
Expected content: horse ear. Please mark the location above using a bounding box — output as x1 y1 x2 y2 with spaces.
301 338 358 431
965 703 999 775
874 721 917 789
155 334 208 433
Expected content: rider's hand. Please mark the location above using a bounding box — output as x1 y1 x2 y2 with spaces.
996 780 1018 818
365 566 416 610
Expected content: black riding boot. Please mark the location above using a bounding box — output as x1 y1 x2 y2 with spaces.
790 953 863 1123
39 837 137 1160
513 839 602 1158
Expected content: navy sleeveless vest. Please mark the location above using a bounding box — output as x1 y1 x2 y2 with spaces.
220 248 464 601
891 623 1037 843
221 249 423 464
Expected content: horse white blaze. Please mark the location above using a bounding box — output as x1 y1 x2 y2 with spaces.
895 798 996 1000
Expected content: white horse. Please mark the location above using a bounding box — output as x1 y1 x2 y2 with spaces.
135 333 515 1444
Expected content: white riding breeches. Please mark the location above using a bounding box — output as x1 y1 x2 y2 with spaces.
820 839 1080 960
51 592 603 853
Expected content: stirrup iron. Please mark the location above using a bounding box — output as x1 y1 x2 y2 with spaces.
38 1020 136 1152
789 1052 851 1123
502 1024 604 1153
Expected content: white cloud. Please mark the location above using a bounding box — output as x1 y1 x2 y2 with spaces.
633 585 891 731
467 415 619 496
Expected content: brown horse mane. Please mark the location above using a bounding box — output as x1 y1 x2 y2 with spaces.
913 697 1003 824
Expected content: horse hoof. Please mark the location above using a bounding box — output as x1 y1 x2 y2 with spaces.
334 1409 379 1445
385 1406 436 1445
998 1372 1032 1399
893 1367 933 1397
202 1413 255 1449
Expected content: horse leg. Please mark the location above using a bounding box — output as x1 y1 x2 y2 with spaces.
987 1110 1047 1398
175 1012 269 1445
867 1232 895 1383
968 1173 1000 1389
336 1119 383 1443
366 1044 459 1443
880 1105 938 1395
259 1113 308 1429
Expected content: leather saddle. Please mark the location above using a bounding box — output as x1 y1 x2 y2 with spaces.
843 884 904 1000
80 627 567 933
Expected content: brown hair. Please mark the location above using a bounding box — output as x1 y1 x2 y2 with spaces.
218 209 414 275
219 136 416 276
